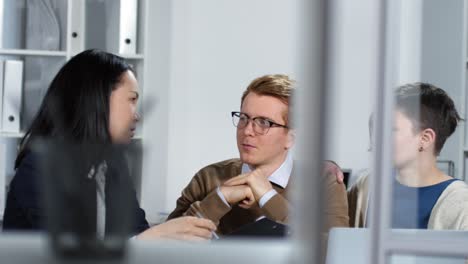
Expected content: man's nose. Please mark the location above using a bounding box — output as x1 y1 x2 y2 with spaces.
242 120 255 135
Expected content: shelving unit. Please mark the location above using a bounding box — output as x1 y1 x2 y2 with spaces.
0 0 148 219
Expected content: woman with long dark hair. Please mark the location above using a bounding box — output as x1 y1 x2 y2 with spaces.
3 49 216 240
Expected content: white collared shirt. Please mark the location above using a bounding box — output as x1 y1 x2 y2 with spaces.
217 151 293 208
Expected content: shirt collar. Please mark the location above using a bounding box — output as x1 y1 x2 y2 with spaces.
241 151 293 188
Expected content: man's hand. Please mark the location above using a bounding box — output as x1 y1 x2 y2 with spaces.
223 169 273 201
323 160 344 184
219 184 255 208
136 216 217 241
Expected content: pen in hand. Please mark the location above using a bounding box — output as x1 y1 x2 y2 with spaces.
195 211 220 240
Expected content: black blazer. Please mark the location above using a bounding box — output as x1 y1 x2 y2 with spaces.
3 152 149 236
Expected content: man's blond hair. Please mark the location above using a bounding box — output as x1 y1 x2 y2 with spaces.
241 74 294 125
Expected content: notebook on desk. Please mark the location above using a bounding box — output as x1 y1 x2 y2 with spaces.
326 228 466 264
226 217 289 238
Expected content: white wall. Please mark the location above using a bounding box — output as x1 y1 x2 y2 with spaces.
142 0 302 221
419 0 466 179
325 0 380 176
165 0 303 212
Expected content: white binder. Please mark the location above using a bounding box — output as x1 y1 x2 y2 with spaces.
2 60 23 133
0 61 4 130
106 0 138 54
85 0 138 54
0 140 5 219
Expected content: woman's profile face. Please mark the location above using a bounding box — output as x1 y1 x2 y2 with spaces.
109 70 140 144
393 110 420 169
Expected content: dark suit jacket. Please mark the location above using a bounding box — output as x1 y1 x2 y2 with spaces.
2 152 149 236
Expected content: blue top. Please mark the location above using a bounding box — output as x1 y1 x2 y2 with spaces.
392 178 459 229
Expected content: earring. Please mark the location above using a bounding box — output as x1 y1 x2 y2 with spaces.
418 146 423 152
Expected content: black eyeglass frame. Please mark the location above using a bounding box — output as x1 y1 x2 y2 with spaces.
231 111 288 135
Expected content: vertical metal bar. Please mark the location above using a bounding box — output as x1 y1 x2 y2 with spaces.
140 0 172 223
369 0 401 263
371 0 468 261
0 0 4 48
292 0 329 263
461 0 468 182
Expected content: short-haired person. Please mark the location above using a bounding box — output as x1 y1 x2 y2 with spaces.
348 83 468 229
3 49 216 240
167 74 349 235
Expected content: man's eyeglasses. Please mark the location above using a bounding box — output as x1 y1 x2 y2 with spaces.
231 111 288 135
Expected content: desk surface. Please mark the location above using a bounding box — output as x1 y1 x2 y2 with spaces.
0 232 292 264
326 228 467 264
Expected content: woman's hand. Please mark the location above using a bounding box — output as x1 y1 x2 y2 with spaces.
136 216 217 241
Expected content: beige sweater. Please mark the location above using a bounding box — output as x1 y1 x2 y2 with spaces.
348 172 468 230
167 158 349 235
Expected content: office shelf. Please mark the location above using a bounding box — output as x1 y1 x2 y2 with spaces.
0 132 25 138
119 53 144 59
0 49 67 57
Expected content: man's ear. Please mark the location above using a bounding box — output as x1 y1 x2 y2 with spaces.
286 129 296 150
420 128 436 150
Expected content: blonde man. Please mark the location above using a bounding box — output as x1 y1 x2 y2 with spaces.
167 74 349 235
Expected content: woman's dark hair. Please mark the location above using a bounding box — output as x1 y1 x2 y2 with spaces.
396 82 462 155
16 49 133 168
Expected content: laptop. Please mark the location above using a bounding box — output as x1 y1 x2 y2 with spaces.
326 228 466 264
